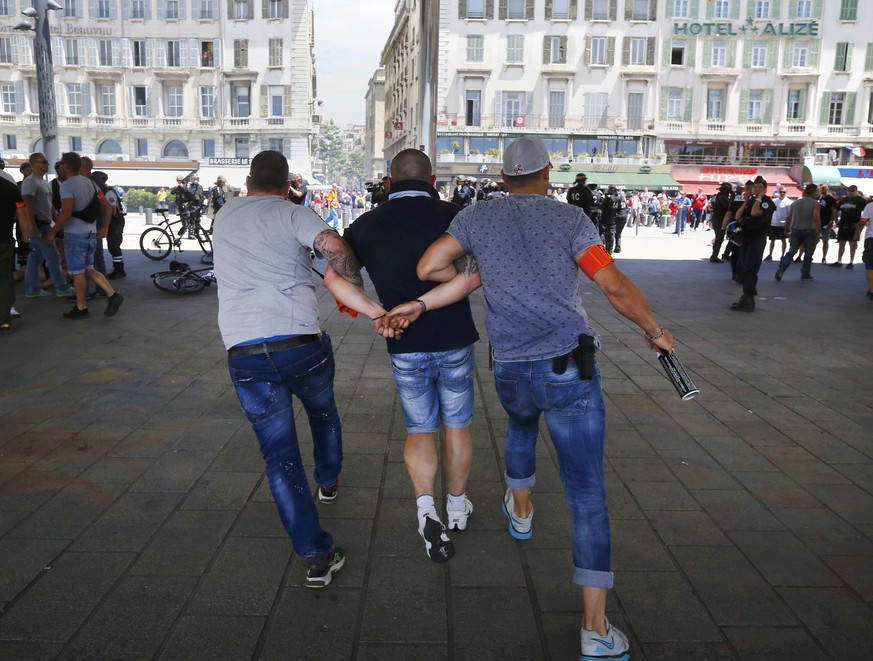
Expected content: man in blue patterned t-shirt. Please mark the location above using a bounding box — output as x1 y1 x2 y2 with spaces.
401 136 675 661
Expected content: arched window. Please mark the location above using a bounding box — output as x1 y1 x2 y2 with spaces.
97 139 123 154
163 140 189 158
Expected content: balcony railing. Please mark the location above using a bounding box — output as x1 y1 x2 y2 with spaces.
440 114 655 132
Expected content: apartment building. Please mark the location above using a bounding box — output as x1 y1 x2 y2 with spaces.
364 67 386 181
379 0 871 192
0 0 316 183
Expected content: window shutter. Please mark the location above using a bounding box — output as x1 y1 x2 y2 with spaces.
686 36 696 66
727 40 736 67
570 0 577 19
813 0 823 18
14 80 24 114
730 0 739 18
543 36 550 63
659 86 668 120
771 1 780 20
703 38 712 67
499 0 506 19
157 0 165 18
283 0 288 18
87 38 97 66
145 38 153 66
742 42 752 68
585 0 592 18
622 37 629 65
624 0 631 20
122 39 131 67
788 1 796 19
585 35 592 64
866 43 873 72
52 37 63 64
213 39 220 67
560 36 567 62
797 88 805 119
746 0 754 19
662 37 671 65
526 0 534 19
112 39 120 66
763 89 773 124
784 38 794 66
607 36 615 64
665 0 673 17
546 0 552 19
261 0 266 17
525 91 533 115
82 82 91 115
494 91 502 118
608 0 616 19
178 0 185 19
123 0 130 19
260 86 267 117
110 0 118 18
648 0 656 20
767 40 777 68
192 0 199 18
486 0 494 18
809 41 819 66
155 39 166 67
689 0 698 19
284 85 292 115
458 0 466 17
683 88 692 122
820 92 831 125
227 0 233 17
739 89 749 123
705 0 713 19
128 86 135 117
189 39 198 67
647 36 655 64
89 0 97 18
846 44 853 71
846 92 857 124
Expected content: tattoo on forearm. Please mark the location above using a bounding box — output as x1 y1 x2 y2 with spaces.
453 253 480 276
314 230 364 286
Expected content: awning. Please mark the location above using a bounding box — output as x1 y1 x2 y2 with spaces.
671 165 802 195
842 177 873 197
802 166 843 187
550 170 681 192
97 167 197 189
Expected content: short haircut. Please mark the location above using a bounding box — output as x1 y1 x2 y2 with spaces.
248 150 289 192
390 148 433 182
28 153 45 165
19 162 31 173
80 156 93 171
504 165 549 189
61 152 82 173
804 183 818 195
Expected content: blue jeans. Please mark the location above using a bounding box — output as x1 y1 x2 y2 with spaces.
325 207 340 229
228 333 342 558
26 224 72 295
390 345 475 434
674 208 687 234
493 357 612 589
778 229 818 278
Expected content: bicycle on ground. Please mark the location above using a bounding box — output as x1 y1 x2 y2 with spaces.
151 260 216 294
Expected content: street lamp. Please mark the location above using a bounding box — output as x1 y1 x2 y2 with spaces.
14 0 63 168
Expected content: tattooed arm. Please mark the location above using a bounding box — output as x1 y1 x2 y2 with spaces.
313 229 364 286
387 252 481 324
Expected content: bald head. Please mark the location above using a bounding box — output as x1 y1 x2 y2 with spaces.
390 149 434 184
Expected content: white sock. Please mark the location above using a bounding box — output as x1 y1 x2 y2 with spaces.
447 492 467 511
416 494 435 514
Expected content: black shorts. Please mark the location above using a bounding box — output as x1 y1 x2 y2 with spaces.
863 237 873 270
768 227 785 240
837 225 858 243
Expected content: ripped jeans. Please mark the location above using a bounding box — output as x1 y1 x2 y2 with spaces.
228 332 342 557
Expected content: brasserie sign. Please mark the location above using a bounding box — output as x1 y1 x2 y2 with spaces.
674 20 819 37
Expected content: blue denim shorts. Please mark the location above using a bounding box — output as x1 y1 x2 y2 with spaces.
390 345 475 434
64 232 96 275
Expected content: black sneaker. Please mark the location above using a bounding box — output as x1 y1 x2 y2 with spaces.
418 511 455 564
105 293 124 317
317 479 339 504
801 275 814 281
63 305 90 319
828 262 843 267
775 268 783 282
709 256 722 263
846 263 854 270
305 548 345 588
107 268 126 280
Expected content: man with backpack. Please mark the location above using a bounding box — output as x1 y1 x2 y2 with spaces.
44 153 123 319
92 171 127 280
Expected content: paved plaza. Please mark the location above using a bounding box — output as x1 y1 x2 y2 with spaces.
1 216 872 660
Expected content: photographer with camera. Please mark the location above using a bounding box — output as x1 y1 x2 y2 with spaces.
730 175 775 312
368 176 391 207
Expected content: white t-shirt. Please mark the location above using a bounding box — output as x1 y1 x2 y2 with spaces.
772 198 792 226
859 201 873 240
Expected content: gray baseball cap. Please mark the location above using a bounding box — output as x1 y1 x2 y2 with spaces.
502 136 551 177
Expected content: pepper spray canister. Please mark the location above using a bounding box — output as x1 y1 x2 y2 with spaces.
658 350 700 401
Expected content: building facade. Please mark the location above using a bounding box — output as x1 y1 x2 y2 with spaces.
381 0 871 191
0 0 316 176
364 67 386 181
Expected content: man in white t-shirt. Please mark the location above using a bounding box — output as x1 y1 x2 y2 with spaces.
855 200 873 300
765 189 791 261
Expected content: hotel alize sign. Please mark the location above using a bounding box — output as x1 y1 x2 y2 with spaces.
673 19 820 37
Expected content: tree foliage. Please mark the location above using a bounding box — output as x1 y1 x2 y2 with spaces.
318 119 345 182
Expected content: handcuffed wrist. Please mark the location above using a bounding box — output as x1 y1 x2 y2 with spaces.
416 299 427 313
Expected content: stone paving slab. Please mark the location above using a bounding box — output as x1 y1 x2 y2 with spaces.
1 223 872 659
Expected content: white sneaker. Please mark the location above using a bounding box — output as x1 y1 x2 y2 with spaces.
446 497 473 531
417 510 455 563
10 306 20 318
579 618 630 660
502 488 533 540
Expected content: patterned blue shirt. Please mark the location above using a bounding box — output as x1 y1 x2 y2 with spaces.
448 194 602 361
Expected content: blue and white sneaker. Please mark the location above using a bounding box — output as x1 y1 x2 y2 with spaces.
579 618 630 660
502 488 533 540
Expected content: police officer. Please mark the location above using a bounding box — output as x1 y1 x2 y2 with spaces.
451 176 473 207
731 176 775 312
567 173 596 220
709 182 734 263
612 187 629 253
599 185 620 253
476 178 491 202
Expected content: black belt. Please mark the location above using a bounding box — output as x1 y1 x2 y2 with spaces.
37 219 51 227
227 334 319 358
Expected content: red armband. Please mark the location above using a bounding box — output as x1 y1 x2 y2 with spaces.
577 244 614 280
15 201 24 209
96 192 104 199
